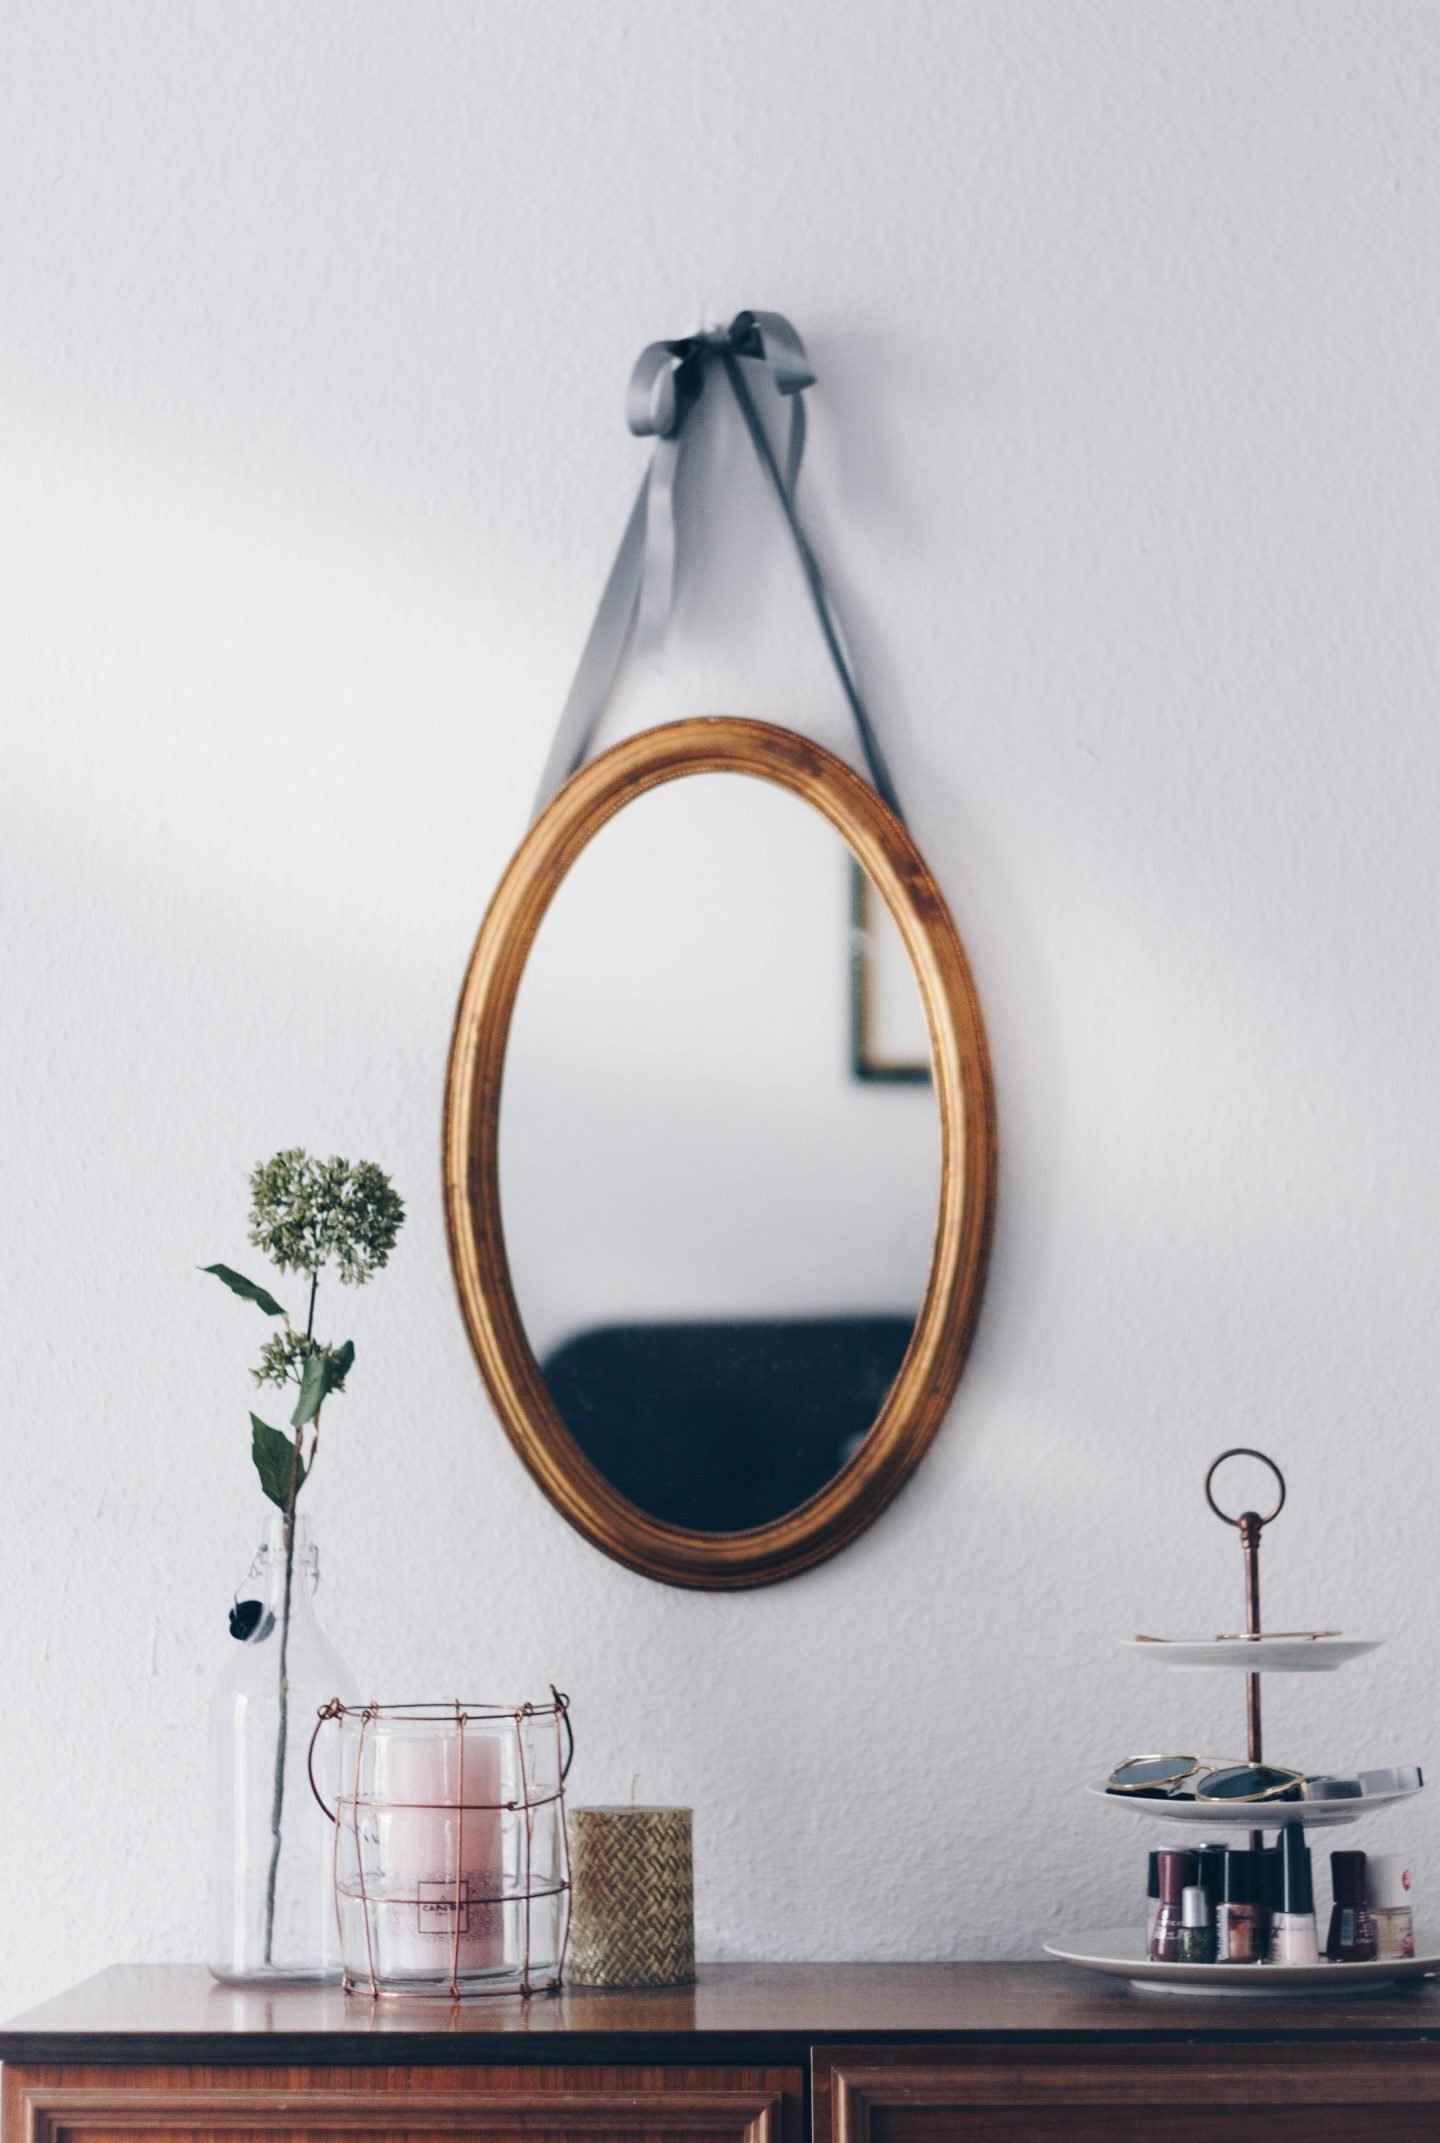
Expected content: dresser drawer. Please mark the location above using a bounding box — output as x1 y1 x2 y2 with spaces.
813 2042 1440 2141
2 2064 803 2143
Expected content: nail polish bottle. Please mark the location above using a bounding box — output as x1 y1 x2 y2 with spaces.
1262 1842 1281 1903
1258 1842 1281 1960
1145 1851 1161 1951
1178 1884 1217 1963
1195 1841 1227 1913
1270 1825 1319 1964
1367 1853 1415 1961
1217 1848 1264 1963
1149 1848 1199 1961
1327 1850 1378 1962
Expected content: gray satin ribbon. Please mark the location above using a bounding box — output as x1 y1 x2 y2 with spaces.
531 309 902 823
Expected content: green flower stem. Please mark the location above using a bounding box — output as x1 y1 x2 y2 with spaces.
262 1274 320 1966
262 1458 298 1965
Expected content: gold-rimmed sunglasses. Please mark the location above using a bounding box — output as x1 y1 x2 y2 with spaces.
1107 1754 1309 1803
1133 1631 1341 1645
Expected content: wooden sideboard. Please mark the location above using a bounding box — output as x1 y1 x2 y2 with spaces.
7 1963 1440 2143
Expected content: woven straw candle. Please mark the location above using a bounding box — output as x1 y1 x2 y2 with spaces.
567 1806 695 1987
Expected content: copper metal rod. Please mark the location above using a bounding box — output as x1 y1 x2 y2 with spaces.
1239 1509 1264 1854
1240 1510 1263 1762
1204 1450 1286 1860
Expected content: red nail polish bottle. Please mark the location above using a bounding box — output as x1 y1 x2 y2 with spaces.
1149 1849 1199 1961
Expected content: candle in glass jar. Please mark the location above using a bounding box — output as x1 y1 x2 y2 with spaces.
373 1725 504 1973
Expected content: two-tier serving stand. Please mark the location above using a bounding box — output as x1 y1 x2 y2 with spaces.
1046 1448 1432 1992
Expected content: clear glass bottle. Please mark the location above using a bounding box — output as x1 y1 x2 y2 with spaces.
208 1513 357 1984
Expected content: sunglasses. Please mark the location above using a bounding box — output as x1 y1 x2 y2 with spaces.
1107 1754 1308 1803
1133 1631 1341 1645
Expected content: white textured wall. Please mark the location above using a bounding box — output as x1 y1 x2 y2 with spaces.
3 0 1440 2017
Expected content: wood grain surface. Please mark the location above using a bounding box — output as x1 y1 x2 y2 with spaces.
814 2043 1440 2143
5 1964 1440 2068
4 2064 799 2143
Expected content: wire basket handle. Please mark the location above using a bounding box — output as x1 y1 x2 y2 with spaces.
308 1690 574 1822
308 1697 346 1824
552 1686 575 1780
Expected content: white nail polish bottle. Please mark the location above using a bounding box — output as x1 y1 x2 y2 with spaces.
1270 1824 1320 1965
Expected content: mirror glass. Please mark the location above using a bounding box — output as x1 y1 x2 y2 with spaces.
498 771 940 1534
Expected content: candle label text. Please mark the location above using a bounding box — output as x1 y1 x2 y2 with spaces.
417 1879 472 1935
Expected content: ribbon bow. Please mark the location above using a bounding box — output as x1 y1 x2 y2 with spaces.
532 309 900 822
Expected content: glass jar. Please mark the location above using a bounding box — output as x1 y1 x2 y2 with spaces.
311 1696 572 1997
208 1513 357 1984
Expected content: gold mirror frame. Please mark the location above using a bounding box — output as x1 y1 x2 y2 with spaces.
443 717 997 1589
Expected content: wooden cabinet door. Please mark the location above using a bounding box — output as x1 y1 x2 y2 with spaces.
3 2063 802 2143
814 2042 1440 2141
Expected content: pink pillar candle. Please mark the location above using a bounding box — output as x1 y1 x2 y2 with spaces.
371 1725 504 1973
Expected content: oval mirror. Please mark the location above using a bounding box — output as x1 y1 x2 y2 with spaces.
444 718 996 1588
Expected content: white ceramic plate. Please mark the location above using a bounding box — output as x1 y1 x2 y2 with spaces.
1089 1780 1423 1827
1123 1638 1382 1674
1045 1927 1439 1994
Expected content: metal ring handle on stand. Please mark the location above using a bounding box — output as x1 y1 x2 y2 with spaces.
307 1698 346 1825
1204 1448 1286 1530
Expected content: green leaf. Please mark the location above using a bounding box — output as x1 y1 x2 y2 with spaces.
251 1414 306 1510
202 1264 288 1319
291 1354 327 1429
290 1339 354 1428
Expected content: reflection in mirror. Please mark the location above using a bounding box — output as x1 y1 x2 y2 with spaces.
850 861 932 1083
499 773 940 1535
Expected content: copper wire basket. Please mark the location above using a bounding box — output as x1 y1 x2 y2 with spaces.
309 1691 572 1998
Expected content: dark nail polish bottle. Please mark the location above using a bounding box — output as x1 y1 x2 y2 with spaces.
1149 1848 1199 1961
1250 1843 1276 1961
1328 1850 1378 1961
1217 1848 1264 1962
